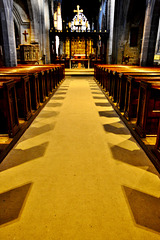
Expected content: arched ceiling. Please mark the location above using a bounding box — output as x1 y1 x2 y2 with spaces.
13 0 30 19
61 0 101 25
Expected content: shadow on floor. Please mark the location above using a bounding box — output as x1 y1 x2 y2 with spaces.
123 186 160 233
55 92 67 95
53 96 65 100
90 85 98 87
95 102 111 107
91 92 103 95
46 102 62 108
90 89 100 92
103 122 130 135
0 142 49 172
58 88 68 91
109 143 159 175
99 110 118 118
38 111 59 118
0 183 32 226
93 96 107 100
22 124 55 139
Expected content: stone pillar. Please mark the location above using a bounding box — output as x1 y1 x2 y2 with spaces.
27 0 51 64
140 0 160 66
0 0 17 66
44 0 51 63
107 0 116 64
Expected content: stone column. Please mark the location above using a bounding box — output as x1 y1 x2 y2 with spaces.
140 0 160 66
107 0 116 64
43 0 51 63
0 0 17 66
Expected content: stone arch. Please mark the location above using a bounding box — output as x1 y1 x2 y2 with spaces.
27 0 40 43
0 0 17 66
26 0 50 63
13 2 30 44
12 0 51 64
14 20 20 48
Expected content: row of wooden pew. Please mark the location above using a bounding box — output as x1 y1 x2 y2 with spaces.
94 64 160 160
0 64 65 138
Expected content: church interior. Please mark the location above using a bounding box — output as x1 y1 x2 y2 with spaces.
0 0 160 239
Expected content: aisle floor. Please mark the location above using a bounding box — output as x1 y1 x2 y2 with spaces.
0 76 160 240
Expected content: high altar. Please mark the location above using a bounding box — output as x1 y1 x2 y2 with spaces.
50 5 108 68
65 36 93 69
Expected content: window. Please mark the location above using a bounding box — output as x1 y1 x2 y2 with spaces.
71 13 90 32
130 27 139 47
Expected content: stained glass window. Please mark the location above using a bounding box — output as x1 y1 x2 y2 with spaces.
71 13 90 32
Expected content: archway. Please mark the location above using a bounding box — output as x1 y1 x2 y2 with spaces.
14 21 20 48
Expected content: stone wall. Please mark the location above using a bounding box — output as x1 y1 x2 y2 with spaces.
117 22 144 65
105 0 160 66
0 0 51 66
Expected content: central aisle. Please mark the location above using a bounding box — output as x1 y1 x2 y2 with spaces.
0 76 160 240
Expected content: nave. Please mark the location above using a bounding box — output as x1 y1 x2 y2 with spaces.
0 76 160 239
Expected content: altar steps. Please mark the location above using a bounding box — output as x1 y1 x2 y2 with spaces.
65 68 94 76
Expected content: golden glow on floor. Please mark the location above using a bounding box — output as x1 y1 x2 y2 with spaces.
0 76 160 239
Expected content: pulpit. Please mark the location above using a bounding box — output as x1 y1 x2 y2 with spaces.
20 43 39 64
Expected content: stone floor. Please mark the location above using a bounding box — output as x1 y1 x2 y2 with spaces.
0 76 160 240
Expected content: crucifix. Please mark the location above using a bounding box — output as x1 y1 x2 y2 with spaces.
23 30 28 42
74 5 83 22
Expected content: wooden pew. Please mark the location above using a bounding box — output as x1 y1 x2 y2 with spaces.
94 65 131 92
95 65 136 99
0 70 40 110
153 120 160 160
0 64 65 142
57 64 65 82
38 64 65 86
94 65 102 83
18 64 65 91
124 76 160 120
0 64 65 107
35 65 58 89
0 75 32 120
0 69 40 110
15 67 46 103
54 66 61 86
115 70 160 111
39 67 54 92
39 68 51 97
94 66 160 111
4 67 48 103
28 72 40 110
135 80 160 137
19 65 55 94
0 80 20 137
101 66 135 102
